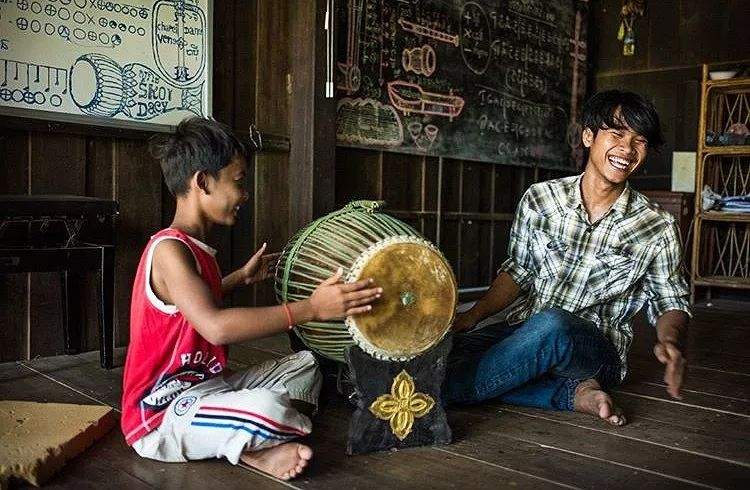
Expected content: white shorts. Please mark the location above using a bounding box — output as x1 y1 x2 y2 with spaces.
132 350 321 464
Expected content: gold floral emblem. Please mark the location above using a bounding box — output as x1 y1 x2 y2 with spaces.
369 370 435 441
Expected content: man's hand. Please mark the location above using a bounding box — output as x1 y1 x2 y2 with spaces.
654 309 689 400
309 268 382 320
451 311 477 333
653 340 686 399
239 243 281 285
450 272 521 333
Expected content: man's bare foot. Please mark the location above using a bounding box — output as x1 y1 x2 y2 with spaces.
240 443 313 480
573 379 626 426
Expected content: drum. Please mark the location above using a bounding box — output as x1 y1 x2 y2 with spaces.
70 53 125 117
275 201 457 362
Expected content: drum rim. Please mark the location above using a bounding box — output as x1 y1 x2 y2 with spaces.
276 200 387 304
344 234 457 361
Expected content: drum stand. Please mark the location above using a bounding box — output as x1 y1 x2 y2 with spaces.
344 337 453 455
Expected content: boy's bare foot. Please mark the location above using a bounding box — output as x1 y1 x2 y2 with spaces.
573 379 626 426
240 442 313 480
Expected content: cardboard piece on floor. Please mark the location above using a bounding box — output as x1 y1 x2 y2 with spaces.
0 401 116 487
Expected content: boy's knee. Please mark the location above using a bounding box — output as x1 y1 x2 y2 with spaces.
296 350 318 366
241 387 288 404
289 350 322 379
285 349 317 368
283 350 322 404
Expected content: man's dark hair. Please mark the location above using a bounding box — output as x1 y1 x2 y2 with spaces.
581 90 665 150
150 117 247 196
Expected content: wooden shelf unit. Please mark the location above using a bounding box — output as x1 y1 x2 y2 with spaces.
691 64 750 301
700 211 750 222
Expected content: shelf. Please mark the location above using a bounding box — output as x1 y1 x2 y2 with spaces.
705 77 750 90
699 211 750 222
701 146 750 156
691 64 750 301
693 275 750 290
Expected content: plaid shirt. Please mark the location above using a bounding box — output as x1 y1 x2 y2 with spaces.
500 174 692 380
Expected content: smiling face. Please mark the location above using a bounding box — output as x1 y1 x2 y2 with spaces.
582 111 649 186
199 154 249 226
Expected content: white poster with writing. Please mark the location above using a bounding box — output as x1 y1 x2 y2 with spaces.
0 0 211 128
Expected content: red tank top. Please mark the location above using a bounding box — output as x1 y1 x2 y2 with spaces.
121 228 227 445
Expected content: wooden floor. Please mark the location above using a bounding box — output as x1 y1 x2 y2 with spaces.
2 301 749 489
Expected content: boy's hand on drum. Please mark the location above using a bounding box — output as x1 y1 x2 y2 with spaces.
240 242 281 284
309 268 382 320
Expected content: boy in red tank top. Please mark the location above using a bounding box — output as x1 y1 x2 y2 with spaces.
121 117 381 480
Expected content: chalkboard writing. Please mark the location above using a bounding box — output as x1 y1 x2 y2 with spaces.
335 0 587 169
0 0 211 129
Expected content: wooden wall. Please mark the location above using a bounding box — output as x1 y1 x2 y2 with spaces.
0 118 164 362
0 0 331 362
8 1 746 360
335 149 571 291
590 0 750 190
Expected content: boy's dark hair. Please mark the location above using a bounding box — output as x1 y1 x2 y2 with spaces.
150 117 247 196
581 90 665 150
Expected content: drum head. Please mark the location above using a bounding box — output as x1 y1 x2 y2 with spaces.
345 236 457 360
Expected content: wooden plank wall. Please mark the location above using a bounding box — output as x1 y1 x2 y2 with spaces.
590 0 750 190
0 121 165 362
1 0 600 359
335 148 571 290
0 0 323 362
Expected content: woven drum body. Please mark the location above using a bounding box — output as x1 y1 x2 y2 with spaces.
70 54 125 117
275 201 457 362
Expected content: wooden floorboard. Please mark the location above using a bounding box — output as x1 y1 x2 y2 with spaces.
489 403 750 469
0 359 290 489
22 351 125 410
450 407 747 489
300 402 564 489
679 356 750 376
445 408 702 490
615 383 750 417
613 392 750 440
627 357 750 400
3 306 750 489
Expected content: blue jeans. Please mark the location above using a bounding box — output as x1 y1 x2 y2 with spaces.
442 308 622 411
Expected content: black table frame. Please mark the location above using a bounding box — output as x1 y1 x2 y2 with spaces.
0 197 117 369
0 246 115 368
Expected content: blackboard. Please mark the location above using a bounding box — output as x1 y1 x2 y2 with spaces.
335 0 588 169
0 0 211 130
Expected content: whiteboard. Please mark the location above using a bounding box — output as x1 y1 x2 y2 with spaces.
0 0 212 130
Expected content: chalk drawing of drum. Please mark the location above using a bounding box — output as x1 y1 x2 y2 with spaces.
70 53 203 121
70 53 124 117
402 45 436 77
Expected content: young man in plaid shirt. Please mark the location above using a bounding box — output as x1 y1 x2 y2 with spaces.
444 90 691 425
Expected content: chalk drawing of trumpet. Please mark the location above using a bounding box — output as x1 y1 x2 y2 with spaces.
70 53 203 121
397 18 459 47
387 80 464 121
402 45 436 77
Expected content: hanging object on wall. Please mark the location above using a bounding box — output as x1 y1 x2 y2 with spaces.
617 0 645 56
0 0 212 129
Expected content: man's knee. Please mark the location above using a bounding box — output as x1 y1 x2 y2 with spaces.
526 308 576 338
